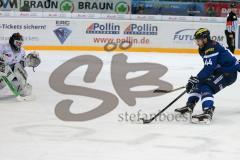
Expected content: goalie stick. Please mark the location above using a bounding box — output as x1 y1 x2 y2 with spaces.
0 76 33 101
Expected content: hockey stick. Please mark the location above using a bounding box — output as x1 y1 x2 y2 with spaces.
0 76 33 101
140 90 187 124
0 76 20 96
153 86 185 93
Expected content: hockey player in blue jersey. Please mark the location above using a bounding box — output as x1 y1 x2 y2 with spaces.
175 28 239 124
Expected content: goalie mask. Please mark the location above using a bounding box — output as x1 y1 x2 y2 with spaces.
9 33 24 52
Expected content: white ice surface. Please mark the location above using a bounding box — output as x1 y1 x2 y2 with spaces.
0 51 240 160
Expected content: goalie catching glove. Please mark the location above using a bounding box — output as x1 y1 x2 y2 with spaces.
24 51 41 71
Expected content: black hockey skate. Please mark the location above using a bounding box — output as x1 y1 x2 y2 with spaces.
191 107 215 124
175 103 195 115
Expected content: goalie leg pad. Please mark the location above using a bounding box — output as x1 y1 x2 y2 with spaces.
0 78 6 89
0 65 18 90
13 63 28 86
10 63 32 96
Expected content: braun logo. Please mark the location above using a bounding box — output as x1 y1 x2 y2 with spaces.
56 20 70 26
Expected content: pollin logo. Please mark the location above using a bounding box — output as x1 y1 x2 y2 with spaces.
124 24 158 35
54 27 72 44
86 23 120 34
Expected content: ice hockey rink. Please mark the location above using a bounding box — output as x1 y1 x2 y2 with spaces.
0 51 240 160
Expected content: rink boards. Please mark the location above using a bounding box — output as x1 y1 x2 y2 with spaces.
0 16 239 54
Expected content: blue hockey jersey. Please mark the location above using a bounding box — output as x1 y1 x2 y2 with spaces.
197 40 238 81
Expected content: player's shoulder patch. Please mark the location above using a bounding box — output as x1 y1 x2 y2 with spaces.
204 47 215 55
203 52 219 59
204 41 218 55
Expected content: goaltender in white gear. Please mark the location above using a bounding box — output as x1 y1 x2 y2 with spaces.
0 33 41 97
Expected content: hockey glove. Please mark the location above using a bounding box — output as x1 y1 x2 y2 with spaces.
25 51 41 71
186 76 199 93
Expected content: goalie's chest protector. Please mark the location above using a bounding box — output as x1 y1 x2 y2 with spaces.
2 44 25 66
